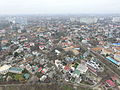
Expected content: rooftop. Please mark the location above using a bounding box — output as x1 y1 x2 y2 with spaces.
0 65 11 72
9 67 23 72
106 80 116 87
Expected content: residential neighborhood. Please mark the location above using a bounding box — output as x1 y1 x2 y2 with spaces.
0 15 120 90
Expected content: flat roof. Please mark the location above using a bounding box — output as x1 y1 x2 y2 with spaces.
0 65 11 72
9 67 23 72
106 80 115 87
112 43 120 46
106 57 119 65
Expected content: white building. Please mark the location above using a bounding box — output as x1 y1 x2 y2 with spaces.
40 75 47 81
55 49 61 55
76 64 88 74
112 17 120 22
80 17 98 24
0 65 11 74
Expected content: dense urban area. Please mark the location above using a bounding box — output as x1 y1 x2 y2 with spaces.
0 15 120 90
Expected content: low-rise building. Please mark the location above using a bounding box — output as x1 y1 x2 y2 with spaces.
40 75 47 81
114 54 120 61
9 67 23 74
101 48 113 55
76 63 88 74
0 65 11 74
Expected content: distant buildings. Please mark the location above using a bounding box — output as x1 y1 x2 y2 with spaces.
112 17 120 22
80 17 98 24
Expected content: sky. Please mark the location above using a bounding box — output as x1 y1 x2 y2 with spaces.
0 0 120 15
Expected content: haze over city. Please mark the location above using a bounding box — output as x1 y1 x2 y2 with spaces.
1 0 120 90
0 0 120 15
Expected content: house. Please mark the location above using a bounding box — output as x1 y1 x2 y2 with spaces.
83 51 90 58
37 67 42 72
86 59 104 74
23 73 30 79
62 42 69 47
72 49 79 55
87 65 97 74
63 65 71 72
1 40 8 45
19 64 25 69
47 71 55 78
74 48 80 50
14 48 23 53
81 40 88 44
40 75 47 81
41 68 48 74
72 63 88 78
0 65 11 74
63 46 79 55
63 46 74 51
99 41 106 45
105 80 116 87
65 57 77 62
114 54 120 61
101 48 113 55
74 77 82 83
26 64 32 71
2 46 8 50
91 47 103 51
20 37 28 42
76 63 88 74
73 69 81 78
32 66 39 72
32 51 39 56
39 45 46 50
112 46 120 52
29 42 35 46
55 60 62 68
55 49 61 55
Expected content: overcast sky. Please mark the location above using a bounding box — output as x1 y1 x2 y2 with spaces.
0 0 120 15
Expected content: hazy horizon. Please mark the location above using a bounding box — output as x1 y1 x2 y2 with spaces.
0 0 120 15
